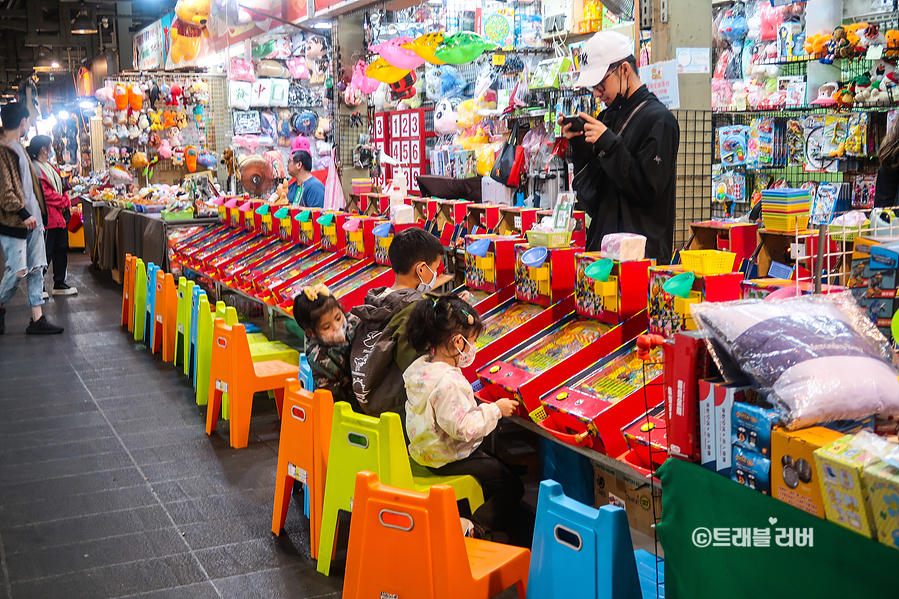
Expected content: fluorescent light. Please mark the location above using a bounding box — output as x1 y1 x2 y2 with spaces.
312 22 332 29
58 110 69 120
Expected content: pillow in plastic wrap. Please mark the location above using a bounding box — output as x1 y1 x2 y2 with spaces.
691 292 899 430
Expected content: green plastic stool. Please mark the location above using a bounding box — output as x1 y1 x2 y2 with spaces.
132 259 147 342
195 294 215 407
175 277 196 371
316 402 485 576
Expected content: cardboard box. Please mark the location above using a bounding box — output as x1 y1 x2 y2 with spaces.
714 383 750 477
862 461 899 550
732 446 771 495
732 402 778 458
593 465 662 537
698 380 716 470
813 435 877 538
663 331 713 463
771 426 844 519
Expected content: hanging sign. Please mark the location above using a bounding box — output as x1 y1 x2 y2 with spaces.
638 59 680 110
133 14 174 71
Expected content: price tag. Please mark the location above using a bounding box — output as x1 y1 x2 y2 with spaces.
492 54 506 66
866 44 884 60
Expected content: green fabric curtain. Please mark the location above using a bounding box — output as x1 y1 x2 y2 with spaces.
656 459 898 599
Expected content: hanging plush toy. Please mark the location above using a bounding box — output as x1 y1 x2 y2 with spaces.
433 97 462 134
433 32 498 64
128 84 143 111
424 65 442 102
370 36 425 70
137 113 150 131
169 0 211 64
114 84 129 110
439 65 466 98
276 109 292 146
402 32 446 65
389 71 417 102
220 148 237 177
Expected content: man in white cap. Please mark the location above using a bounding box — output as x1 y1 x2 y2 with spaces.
559 30 680 263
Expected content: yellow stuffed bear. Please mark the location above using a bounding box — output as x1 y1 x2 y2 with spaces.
169 0 211 64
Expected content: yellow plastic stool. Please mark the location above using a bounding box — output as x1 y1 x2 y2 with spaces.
316 402 485 576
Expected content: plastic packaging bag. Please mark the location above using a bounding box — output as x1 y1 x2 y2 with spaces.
475 141 502 176
323 149 345 210
691 292 899 430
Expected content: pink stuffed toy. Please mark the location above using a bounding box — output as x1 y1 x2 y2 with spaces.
351 60 380 94
158 139 173 159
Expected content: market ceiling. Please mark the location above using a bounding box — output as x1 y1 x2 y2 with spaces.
0 0 177 88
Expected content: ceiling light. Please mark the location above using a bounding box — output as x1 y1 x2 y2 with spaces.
1 89 14 99
51 61 60 69
79 100 94 109
35 49 55 73
71 10 98 35
58 110 70 120
312 22 332 29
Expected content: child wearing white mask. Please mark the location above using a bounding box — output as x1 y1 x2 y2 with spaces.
293 283 357 407
403 293 522 542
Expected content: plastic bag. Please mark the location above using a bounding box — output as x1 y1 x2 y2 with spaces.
691 292 899 430
323 149 345 211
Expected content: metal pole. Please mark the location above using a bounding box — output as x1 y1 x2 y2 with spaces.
815 224 826 294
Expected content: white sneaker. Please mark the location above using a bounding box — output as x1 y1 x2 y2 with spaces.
51 283 78 296
42 290 49 299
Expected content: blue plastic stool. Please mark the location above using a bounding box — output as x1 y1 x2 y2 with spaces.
299 354 314 392
144 263 158 347
527 479 664 599
189 286 207 385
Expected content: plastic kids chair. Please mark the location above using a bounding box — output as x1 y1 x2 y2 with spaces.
189 285 207 381
143 262 159 346
121 254 134 328
205 320 297 449
342 471 529 599
174 277 195 369
271 380 334 561
194 294 215 406
158 273 179 362
316 402 485 576
132 259 147 341
526 480 664 599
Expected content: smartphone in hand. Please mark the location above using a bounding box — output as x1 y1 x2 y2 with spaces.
559 115 586 133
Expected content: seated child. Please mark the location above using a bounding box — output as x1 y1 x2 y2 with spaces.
349 227 451 417
403 293 523 540
293 283 357 407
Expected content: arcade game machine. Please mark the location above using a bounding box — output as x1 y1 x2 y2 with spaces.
453 235 519 312
648 251 742 338
495 206 540 237
276 216 396 314
360 192 391 217
195 202 281 282
459 243 580 382
475 248 650 422
169 199 249 267
432 199 472 246
248 208 343 301
522 209 588 248
538 339 667 476
410 197 437 228
214 203 296 288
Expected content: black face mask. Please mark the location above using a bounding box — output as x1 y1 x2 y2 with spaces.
604 64 630 111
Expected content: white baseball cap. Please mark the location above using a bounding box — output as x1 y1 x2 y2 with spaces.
575 31 635 89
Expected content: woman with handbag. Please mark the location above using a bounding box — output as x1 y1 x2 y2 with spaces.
26 136 77 296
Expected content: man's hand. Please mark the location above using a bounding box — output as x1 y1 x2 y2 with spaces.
557 116 584 140
23 216 37 231
579 112 608 144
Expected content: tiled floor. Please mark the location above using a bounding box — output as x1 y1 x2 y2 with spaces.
0 253 347 599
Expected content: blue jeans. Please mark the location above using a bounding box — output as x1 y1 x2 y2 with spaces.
0 228 47 308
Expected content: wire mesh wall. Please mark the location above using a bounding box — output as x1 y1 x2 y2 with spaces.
673 110 713 251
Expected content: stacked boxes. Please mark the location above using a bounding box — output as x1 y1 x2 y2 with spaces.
813 436 878 538
771 426 844 518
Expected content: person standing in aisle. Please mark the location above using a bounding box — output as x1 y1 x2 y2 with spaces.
286 148 325 208
874 122 899 208
0 103 64 335
559 30 680 263
26 135 77 296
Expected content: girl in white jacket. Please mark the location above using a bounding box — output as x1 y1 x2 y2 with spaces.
403 293 522 540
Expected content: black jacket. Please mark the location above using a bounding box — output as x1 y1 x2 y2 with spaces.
570 85 680 263
348 286 421 418
874 165 899 208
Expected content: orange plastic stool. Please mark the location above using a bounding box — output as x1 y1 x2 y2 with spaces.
121 254 134 328
343 471 530 599
271 380 333 561
205 320 297 449
158 272 178 362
